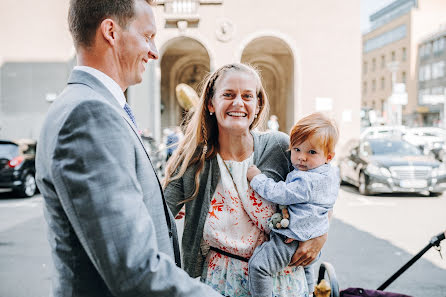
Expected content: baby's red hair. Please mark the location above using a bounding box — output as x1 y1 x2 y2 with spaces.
289 112 339 156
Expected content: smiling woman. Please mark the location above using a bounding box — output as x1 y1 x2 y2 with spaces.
163 63 327 297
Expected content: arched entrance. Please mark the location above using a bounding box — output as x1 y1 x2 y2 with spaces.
240 36 294 132
160 37 211 129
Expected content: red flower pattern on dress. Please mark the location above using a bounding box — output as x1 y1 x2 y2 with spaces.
202 155 308 297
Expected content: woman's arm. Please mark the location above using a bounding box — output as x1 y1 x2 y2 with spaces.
164 176 185 216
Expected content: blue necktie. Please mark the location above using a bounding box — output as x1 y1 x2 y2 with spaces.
123 103 138 129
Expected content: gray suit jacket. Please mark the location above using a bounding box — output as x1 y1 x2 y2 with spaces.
36 70 221 297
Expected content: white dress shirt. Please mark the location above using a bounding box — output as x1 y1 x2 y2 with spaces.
74 66 127 108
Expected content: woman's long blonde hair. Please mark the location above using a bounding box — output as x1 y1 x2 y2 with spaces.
163 63 270 201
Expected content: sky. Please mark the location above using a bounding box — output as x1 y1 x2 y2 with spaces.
360 0 396 32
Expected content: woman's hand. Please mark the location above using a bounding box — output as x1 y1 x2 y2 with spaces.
286 233 327 266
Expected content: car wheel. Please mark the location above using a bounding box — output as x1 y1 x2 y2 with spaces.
17 173 37 198
358 172 370 196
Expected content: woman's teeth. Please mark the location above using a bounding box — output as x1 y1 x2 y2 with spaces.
228 112 246 117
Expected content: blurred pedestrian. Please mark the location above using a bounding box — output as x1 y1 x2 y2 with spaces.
268 114 280 131
166 126 183 161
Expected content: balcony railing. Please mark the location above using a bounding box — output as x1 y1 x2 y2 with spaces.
164 0 200 23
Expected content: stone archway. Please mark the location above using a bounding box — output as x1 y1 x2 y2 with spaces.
241 36 294 133
160 37 211 129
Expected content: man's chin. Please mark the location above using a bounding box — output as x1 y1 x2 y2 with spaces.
129 75 143 86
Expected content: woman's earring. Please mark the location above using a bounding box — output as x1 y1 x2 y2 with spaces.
254 114 258 118
210 112 213 115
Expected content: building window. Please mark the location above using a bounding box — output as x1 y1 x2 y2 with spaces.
363 81 367 94
363 62 368 74
402 71 406 84
372 58 376 71
432 86 444 95
402 47 406 61
439 37 445 52
381 55 386 68
425 64 431 81
432 61 445 79
419 67 424 81
433 39 439 53
425 42 432 57
381 77 385 89
391 51 396 61
372 79 376 92
432 38 444 54
364 24 407 53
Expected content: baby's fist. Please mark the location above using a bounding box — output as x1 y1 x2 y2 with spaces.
247 165 261 182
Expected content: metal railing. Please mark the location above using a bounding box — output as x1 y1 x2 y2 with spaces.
164 0 199 15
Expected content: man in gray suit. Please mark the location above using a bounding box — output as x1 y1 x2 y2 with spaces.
36 0 221 296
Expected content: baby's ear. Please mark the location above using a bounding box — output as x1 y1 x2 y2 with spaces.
326 152 335 163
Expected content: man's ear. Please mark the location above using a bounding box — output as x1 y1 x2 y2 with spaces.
100 18 118 46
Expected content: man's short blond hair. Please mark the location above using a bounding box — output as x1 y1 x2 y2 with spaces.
68 0 155 48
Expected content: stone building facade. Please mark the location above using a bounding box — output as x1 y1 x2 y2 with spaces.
1 0 361 148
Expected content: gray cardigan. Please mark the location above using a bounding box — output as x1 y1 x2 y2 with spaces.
165 131 292 278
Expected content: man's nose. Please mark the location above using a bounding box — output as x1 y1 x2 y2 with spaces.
148 41 159 60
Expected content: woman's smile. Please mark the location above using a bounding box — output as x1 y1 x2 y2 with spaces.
227 111 248 117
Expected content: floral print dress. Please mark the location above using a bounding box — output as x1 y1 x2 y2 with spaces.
202 154 309 297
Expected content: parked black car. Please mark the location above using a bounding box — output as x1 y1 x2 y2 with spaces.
0 139 37 197
338 137 446 196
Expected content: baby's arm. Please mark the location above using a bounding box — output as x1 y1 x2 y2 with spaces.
250 173 311 205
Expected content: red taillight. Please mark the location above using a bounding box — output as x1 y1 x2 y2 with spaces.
8 156 24 168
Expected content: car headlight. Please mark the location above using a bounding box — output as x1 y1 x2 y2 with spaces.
366 163 391 177
432 164 446 177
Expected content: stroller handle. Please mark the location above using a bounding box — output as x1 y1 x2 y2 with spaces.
378 230 445 291
430 231 445 246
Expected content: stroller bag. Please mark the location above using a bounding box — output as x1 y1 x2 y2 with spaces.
340 288 412 297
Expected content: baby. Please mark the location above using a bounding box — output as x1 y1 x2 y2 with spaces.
247 112 340 297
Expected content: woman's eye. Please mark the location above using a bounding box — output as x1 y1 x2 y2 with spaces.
243 94 254 99
222 93 232 97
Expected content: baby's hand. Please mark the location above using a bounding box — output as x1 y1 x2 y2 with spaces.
247 165 261 182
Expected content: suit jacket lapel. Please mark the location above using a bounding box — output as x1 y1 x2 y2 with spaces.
68 70 152 164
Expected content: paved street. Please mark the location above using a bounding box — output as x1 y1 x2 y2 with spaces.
318 184 446 297
0 187 445 297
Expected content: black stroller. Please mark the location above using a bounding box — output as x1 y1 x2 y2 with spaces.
316 231 445 297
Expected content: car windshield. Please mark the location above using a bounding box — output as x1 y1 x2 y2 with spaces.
366 140 421 156
0 143 19 159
